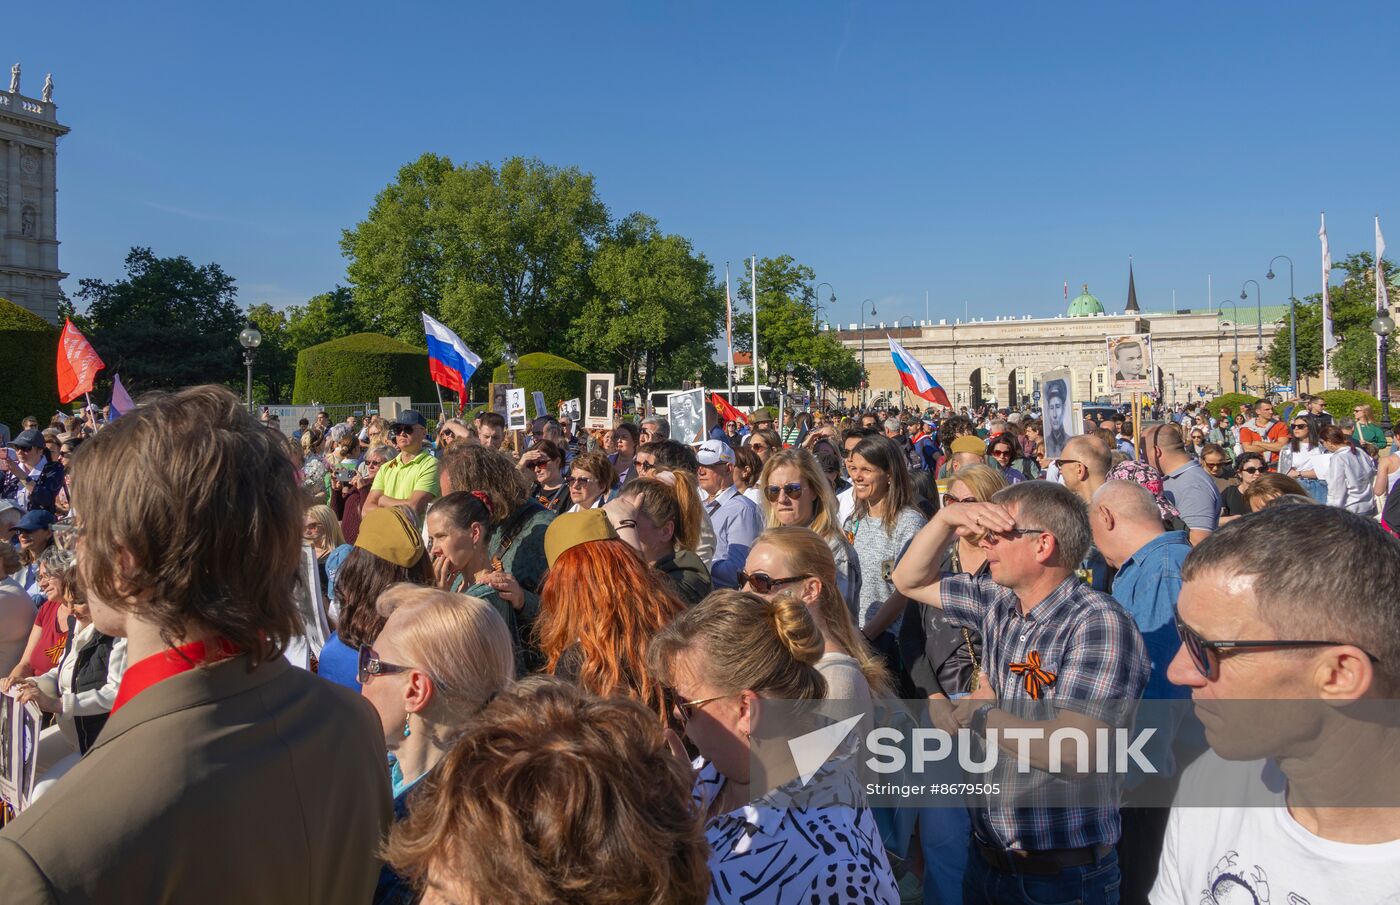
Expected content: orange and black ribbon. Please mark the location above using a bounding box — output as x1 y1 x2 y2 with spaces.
1009 651 1056 700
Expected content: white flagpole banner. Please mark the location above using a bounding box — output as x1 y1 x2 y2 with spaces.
1321 213 1335 391
725 263 735 398
1379 217 1390 400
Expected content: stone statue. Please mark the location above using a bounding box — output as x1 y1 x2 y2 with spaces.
41 74 52 103
21 206 36 237
8 64 18 94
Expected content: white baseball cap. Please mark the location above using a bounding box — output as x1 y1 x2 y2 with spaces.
695 439 735 467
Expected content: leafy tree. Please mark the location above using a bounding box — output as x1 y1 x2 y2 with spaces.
734 255 860 390
72 247 243 391
245 303 296 403
574 213 722 392
341 154 608 384
285 286 367 352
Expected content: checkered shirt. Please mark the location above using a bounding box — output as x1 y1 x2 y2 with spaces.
940 572 1150 852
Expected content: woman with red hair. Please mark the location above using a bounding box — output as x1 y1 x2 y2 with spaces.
536 510 686 723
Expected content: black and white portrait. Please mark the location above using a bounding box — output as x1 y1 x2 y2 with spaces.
667 388 707 445
1107 333 1153 391
584 374 614 429
561 397 581 424
1040 369 1073 458
491 383 512 418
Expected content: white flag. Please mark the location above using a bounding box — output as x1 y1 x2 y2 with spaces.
1379 216 1391 313
1321 213 1336 351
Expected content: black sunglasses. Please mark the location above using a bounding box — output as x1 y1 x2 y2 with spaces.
1174 613 1377 681
1239 466 1264 474
738 570 809 595
763 482 803 502
942 493 977 506
357 644 414 685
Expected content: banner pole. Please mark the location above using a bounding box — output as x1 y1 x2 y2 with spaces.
1132 392 1142 460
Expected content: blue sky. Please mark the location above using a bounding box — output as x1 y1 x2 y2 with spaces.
16 1 1400 328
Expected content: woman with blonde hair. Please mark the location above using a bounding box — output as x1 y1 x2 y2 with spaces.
607 473 711 605
647 590 899 904
360 583 516 905
758 448 860 605
741 526 889 701
303 503 346 596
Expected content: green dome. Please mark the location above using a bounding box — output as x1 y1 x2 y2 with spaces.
1068 284 1104 317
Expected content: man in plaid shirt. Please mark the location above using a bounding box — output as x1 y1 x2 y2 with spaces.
893 480 1149 905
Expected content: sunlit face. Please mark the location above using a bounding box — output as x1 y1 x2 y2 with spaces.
669 647 749 783
36 566 62 602
359 619 415 750
303 516 323 543
975 502 1046 588
846 453 888 505
633 452 658 477
614 432 635 458
568 469 604 507
426 509 484 573
478 423 504 449
766 464 815 527
394 424 426 453
696 462 728 497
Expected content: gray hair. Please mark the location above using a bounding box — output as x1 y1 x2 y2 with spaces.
641 417 670 440
38 545 78 581
1182 505 1400 677
370 444 397 462
991 481 1091 569
883 418 902 433
1091 480 1162 527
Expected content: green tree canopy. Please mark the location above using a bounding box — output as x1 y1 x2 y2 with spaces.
575 213 722 392
245 303 296 403
734 255 861 390
71 247 243 391
341 154 609 381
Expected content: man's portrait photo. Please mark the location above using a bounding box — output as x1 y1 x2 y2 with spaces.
1108 333 1152 391
668 388 706 445
584 374 614 429
1040 369 1072 458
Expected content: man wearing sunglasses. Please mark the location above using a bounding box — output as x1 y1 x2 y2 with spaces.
363 410 440 518
1152 504 1400 902
695 440 761 590
893 481 1148 904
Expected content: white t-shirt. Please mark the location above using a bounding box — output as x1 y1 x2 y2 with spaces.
836 486 855 524
1151 751 1400 905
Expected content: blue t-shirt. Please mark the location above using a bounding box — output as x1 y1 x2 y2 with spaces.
317 635 360 692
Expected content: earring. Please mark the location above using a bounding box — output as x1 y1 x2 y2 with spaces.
403 714 411 739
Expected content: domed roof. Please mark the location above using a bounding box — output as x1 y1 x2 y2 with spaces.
1068 284 1104 317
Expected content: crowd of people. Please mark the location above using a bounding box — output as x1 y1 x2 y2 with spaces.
0 384 1396 905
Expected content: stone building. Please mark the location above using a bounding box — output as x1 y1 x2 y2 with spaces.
0 64 68 323
830 279 1302 410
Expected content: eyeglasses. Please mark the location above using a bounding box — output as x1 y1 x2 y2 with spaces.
303 522 319 531
751 443 768 452
1202 460 1228 470
1174 613 1378 681
763 482 803 502
567 475 596 488
990 448 1014 458
675 692 736 725
365 459 385 468
979 527 1045 545
356 645 415 685
1291 423 1309 431
943 493 977 505
636 460 656 473
531 460 552 470
1052 458 1081 469
737 570 810 594
1239 466 1264 474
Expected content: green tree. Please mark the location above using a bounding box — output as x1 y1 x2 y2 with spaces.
285 286 367 352
245 303 296 403
73 247 243 391
341 154 608 382
575 213 722 392
734 255 860 390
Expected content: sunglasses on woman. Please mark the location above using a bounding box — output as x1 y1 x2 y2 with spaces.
942 493 976 506
1174 613 1377 681
357 645 415 685
1239 465 1264 474
737 570 809 594
763 482 803 502
567 475 595 488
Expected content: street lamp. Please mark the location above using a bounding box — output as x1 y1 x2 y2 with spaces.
238 321 262 411
1240 280 1263 386
1373 311 1395 434
1267 255 1297 394
813 282 835 410
503 343 519 386
1222 300 1241 393
860 298 877 410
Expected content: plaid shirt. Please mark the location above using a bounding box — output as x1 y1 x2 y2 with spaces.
940 572 1150 852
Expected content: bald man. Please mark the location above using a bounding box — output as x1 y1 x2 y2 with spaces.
1087 479 1193 900
948 451 985 474
1057 435 1111 503
1144 423 1219 545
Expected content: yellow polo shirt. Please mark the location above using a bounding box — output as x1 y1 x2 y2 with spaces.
371 449 440 500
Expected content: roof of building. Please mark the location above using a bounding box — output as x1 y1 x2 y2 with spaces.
1068 284 1104 317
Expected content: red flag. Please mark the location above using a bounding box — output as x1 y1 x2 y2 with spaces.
711 392 748 426
56 319 105 403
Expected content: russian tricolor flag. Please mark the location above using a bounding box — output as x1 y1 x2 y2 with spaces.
889 337 951 408
421 312 482 397
109 373 135 420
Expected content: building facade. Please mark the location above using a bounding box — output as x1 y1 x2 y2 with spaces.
0 65 68 324
831 285 1300 410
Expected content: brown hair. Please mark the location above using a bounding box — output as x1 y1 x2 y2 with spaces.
732 445 762 489
334 545 434 648
648 590 827 701
1242 473 1309 510
70 385 302 666
754 527 892 696
441 445 529 525
384 677 709 905
569 450 617 495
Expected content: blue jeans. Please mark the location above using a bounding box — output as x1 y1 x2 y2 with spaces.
1296 476 1328 504
962 842 1120 905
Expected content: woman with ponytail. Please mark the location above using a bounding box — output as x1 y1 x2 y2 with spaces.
741 526 890 703
648 590 899 905
607 471 711 605
1321 423 1379 515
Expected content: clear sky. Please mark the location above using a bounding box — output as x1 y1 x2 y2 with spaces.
16 1 1400 329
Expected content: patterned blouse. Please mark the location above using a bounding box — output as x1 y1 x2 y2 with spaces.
692 753 899 905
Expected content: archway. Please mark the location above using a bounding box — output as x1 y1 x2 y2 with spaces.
1006 368 1019 409
969 368 984 410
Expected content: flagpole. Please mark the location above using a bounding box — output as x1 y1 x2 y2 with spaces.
725 263 735 399
1321 212 1334 391
751 255 760 416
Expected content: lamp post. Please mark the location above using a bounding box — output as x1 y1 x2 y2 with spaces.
814 282 834 410
238 321 262 411
1240 279 1263 387
1267 256 1297 394
860 298 877 411
1373 311 1395 434
504 343 518 386
1222 300 1241 393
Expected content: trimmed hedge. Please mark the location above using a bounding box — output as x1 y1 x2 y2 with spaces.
1200 393 1261 419
490 352 587 414
0 298 60 430
1316 389 1397 424
292 333 436 404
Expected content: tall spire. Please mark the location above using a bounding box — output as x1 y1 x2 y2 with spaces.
1125 257 1140 313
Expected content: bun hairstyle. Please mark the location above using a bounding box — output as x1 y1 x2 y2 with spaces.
647 590 827 703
